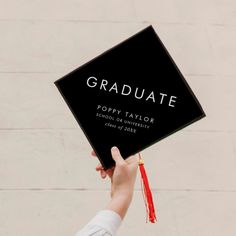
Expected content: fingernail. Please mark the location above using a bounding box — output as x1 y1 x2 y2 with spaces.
112 146 118 151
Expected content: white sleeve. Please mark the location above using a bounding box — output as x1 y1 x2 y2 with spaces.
75 210 122 236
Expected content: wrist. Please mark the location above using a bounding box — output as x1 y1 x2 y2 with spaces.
106 193 133 219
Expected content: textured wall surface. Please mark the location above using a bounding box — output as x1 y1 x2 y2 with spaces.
0 1 236 235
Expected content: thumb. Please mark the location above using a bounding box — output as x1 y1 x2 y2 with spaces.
111 146 125 165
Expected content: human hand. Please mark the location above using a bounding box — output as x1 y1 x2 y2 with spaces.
91 146 139 219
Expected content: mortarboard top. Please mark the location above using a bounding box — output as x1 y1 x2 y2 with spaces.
54 25 206 170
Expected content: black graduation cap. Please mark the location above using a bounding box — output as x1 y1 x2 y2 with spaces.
54 25 205 170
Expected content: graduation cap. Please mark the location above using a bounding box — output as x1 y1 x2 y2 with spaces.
54 25 205 223
54 25 205 169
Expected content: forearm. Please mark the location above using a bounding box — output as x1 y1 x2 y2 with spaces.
105 193 133 219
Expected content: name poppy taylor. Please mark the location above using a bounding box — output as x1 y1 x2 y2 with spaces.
96 104 154 124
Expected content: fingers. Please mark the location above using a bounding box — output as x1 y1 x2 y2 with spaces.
106 168 114 178
93 147 128 179
92 151 108 179
90 149 107 179
94 147 138 171
111 146 126 165
100 169 107 178
91 150 97 157
95 164 103 171
95 164 106 177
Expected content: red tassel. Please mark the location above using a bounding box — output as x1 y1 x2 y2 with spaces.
138 153 157 223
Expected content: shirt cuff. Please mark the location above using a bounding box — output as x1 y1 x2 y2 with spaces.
88 209 122 235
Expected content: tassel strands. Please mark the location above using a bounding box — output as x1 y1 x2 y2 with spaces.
138 153 157 223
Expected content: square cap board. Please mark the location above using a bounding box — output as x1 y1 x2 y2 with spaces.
54 25 206 170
